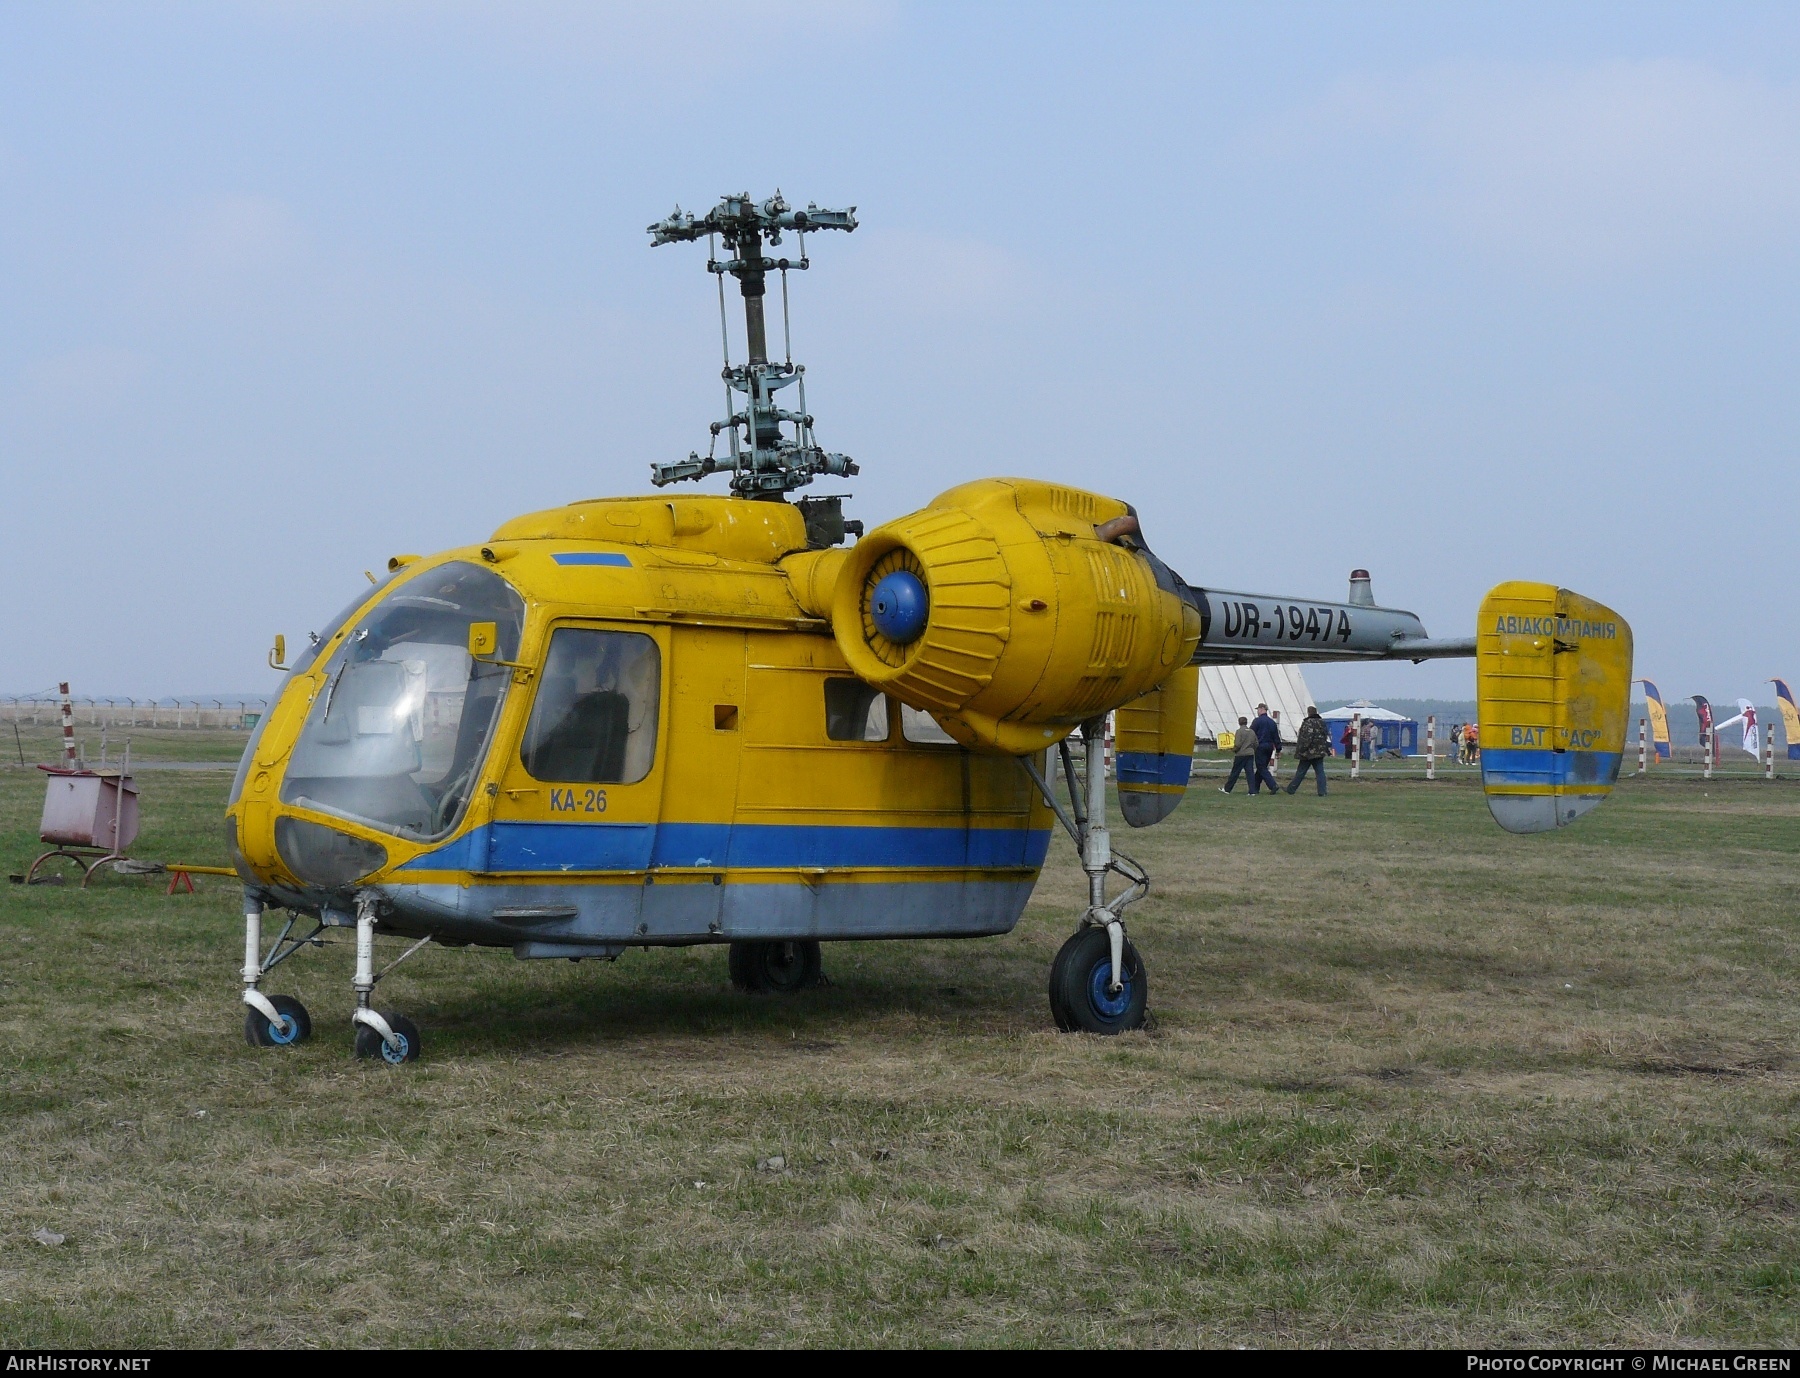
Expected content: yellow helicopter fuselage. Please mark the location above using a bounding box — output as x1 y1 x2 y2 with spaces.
227 478 1206 957
223 188 1639 1058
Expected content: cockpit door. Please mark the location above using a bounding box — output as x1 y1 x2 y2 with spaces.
638 626 745 939
488 622 670 933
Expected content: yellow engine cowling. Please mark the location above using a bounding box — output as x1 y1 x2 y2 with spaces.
830 478 1202 755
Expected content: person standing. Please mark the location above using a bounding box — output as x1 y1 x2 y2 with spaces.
1450 722 1464 760
1340 722 1356 759
1286 705 1331 795
1270 710 1284 771
1250 703 1282 796
1362 717 1379 764
1464 721 1480 765
1220 716 1257 793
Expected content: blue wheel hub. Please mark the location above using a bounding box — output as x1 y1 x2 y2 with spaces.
870 571 928 644
380 1032 411 1065
1087 955 1134 1019
268 1015 300 1045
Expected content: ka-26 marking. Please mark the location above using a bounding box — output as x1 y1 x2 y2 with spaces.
1220 600 1353 644
549 787 608 814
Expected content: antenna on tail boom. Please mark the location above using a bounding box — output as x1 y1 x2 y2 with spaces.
648 192 858 500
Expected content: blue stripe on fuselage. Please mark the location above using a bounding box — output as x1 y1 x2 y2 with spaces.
1480 748 1623 788
1116 751 1193 788
551 552 633 567
400 821 1054 874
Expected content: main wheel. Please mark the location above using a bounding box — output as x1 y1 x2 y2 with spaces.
727 940 822 994
244 994 313 1048
354 1011 421 1064
727 940 755 992
1049 927 1147 1034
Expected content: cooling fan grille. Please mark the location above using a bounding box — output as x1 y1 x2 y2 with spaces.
860 547 928 668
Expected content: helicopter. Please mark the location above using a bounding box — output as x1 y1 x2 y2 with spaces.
225 192 1634 1063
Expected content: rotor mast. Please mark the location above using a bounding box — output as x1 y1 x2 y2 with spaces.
647 192 858 500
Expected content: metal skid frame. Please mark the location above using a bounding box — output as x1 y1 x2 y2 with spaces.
1022 715 1150 995
240 889 430 1055
21 846 127 888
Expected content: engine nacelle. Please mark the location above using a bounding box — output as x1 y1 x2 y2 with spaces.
830 478 1201 755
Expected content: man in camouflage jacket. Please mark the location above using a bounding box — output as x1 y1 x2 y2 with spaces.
1286 706 1332 796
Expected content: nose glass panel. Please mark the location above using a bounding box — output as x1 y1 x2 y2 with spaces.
228 584 384 810
280 562 525 841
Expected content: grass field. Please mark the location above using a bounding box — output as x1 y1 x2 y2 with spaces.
0 723 252 765
2 727 1797 1347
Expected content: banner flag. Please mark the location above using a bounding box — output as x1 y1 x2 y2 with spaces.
1639 680 1671 761
1692 694 1713 750
1774 679 1800 761
1714 699 1760 758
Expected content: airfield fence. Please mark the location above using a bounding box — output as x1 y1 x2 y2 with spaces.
1 697 270 730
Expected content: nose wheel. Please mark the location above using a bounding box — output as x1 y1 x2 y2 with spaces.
238 889 432 1063
244 993 313 1047
349 893 430 1065
240 894 326 1052
354 1011 421 1064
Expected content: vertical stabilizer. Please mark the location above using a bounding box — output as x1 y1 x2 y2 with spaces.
1477 583 1633 833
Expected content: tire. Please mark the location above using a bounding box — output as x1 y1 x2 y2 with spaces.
1049 927 1147 1035
728 940 821 994
1047 956 1074 1030
244 994 312 1048
727 940 756 992
354 1011 422 1064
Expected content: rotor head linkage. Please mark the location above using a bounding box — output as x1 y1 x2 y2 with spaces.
647 192 858 502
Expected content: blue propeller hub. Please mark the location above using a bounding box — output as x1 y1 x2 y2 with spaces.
870 570 928 645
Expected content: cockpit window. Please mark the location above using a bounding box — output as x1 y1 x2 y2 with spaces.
519 629 660 784
280 562 525 840
229 582 389 810
520 629 660 783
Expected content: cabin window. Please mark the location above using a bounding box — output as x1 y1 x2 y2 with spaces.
824 679 889 742
901 704 958 745
520 629 661 784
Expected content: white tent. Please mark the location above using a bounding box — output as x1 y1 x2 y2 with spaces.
1195 664 1317 745
1319 700 1411 723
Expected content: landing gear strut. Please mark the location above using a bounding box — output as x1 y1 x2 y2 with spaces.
350 891 427 1064
241 892 316 1048
1025 716 1151 1034
238 887 429 1062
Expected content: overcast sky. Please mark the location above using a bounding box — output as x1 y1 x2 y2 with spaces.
3 2 1796 703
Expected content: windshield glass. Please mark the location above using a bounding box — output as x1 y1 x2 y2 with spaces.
280 562 525 840
230 584 389 809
